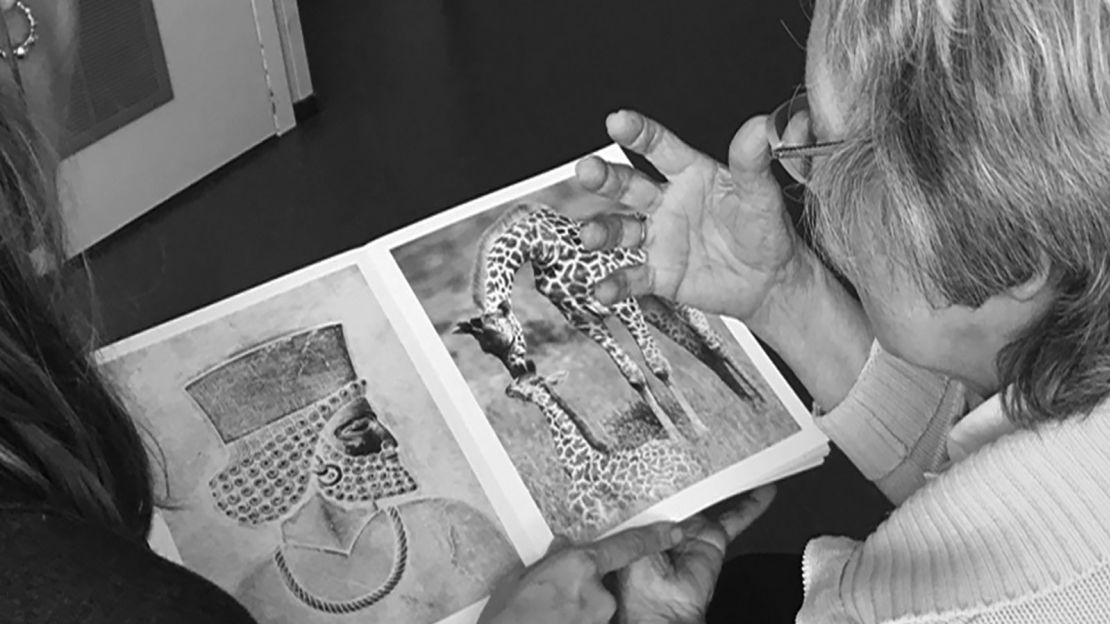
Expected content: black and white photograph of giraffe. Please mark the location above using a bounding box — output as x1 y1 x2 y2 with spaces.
98 264 520 624
391 178 804 541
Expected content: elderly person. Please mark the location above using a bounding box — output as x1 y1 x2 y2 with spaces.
480 0 1110 622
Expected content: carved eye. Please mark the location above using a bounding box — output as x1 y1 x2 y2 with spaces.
336 416 372 438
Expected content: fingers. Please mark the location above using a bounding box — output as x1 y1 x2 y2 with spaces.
593 263 655 305
579 212 649 251
716 484 777 541
576 156 663 212
581 581 618 622
606 110 699 176
728 115 778 188
679 514 730 557
782 109 811 146
674 515 730 585
545 534 572 555
586 521 683 574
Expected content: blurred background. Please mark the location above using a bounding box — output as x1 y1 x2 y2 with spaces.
26 1 891 556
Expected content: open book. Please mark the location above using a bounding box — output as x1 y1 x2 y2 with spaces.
96 144 828 624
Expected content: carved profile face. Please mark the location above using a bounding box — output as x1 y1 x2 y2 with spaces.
330 398 398 455
208 381 417 526
312 396 418 506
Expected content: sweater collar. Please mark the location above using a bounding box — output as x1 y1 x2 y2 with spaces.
946 392 1018 462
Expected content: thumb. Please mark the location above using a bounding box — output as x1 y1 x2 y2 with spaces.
727 116 778 191
716 484 777 541
545 534 572 555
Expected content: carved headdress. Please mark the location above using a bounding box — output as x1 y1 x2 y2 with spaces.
188 324 415 526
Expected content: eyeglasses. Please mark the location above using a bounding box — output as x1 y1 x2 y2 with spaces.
767 91 845 184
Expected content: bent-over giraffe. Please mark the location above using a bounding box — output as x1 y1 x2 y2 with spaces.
454 202 710 439
506 370 705 537
638 297 765 406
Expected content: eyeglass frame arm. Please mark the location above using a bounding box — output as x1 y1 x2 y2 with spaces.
770 140 845 160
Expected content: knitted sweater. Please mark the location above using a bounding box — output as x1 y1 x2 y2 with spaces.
798 343 1110 623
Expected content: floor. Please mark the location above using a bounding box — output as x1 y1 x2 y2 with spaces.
74 1 891 557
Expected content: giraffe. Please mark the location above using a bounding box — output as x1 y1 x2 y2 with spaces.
453 201 711 440
638 296 766 406
505 370 705 537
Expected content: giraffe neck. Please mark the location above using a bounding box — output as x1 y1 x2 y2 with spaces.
476 215 541 313
533 386 600 467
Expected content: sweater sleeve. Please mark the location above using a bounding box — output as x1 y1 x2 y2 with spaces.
796 404 1110 623
0 506 258 624
816 341 969 504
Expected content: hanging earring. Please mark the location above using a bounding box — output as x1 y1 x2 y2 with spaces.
0 1 37 60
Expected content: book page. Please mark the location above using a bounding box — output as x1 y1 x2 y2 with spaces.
364 144 828 550
95 145 827 624
96 251 521 624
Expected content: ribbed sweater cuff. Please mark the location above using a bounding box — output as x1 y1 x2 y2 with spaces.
799 535 858 623
817 341 955 483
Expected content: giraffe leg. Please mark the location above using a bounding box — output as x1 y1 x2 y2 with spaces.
640 297 754 402
567 314 685 442
611 300 709 435
668 301 766 405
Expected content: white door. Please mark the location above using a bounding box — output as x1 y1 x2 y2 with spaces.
3 0 294 254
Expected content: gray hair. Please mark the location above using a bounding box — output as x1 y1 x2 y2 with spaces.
806 0 1110 425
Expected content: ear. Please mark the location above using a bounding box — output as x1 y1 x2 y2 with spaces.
1008 256 1054 302
453 317 482 335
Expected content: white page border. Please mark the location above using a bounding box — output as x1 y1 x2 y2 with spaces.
366 144 828 557
97 144 830 624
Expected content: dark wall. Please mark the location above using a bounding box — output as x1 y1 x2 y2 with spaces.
75 1 812 345
71 1 893 557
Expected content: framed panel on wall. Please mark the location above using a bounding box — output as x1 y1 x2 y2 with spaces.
0 0 305 255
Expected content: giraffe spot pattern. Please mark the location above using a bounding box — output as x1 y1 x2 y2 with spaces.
471 203 769 533
507 373 707 540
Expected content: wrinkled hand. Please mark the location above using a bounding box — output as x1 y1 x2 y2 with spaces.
577 111 805 322
478 521 684 624
616 485 777 624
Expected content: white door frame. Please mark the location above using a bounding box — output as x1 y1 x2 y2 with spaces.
60 0 304 254
271 0 314 106
251 0 296 134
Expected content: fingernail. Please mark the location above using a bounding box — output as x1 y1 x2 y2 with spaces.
670 527 685 544
594 280 616 305
605 111 628 133
680 516 704 535
579 222 603 249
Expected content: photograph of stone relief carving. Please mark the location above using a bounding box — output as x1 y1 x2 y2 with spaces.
100 265 518 624
391 178 802 541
